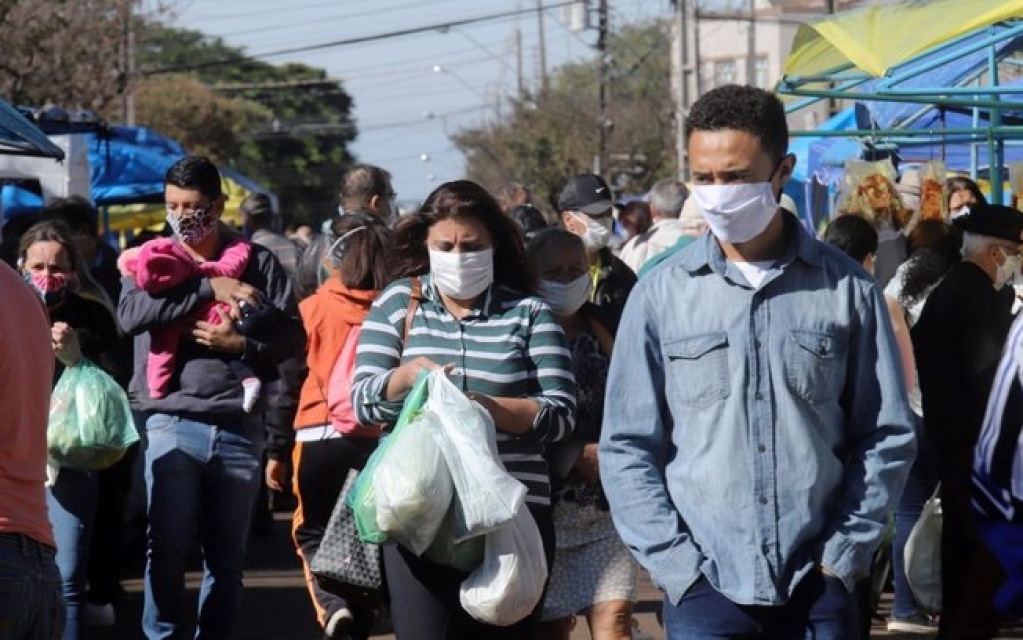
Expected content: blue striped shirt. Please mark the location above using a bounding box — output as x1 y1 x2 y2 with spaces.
351 276 577 505
974 312 1023 522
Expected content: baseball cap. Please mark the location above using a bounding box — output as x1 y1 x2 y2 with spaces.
558 174 613 216
953 202 1023 243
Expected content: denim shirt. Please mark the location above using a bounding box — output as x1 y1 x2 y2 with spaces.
599 214 916 606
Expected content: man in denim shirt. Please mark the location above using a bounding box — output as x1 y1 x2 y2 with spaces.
599 85 916 638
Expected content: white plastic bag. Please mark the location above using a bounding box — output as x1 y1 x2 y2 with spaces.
373 409 454 555
905 488 942 615
425 372 527 541
459 504 548 626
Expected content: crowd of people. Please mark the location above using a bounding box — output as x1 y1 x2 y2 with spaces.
5 82 1023 640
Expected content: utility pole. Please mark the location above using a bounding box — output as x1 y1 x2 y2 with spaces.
516 26 524 97
595 0 609 176
746 0 756 85
674 0 690 180
122 0 136 126
536 0 549 92
826 0 837 116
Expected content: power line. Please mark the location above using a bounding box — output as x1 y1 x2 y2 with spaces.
145 2 576 77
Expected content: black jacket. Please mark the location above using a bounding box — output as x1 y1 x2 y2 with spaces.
589 247 636 336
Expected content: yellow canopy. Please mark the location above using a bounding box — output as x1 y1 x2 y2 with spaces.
105 174 252 233
784 0 1023 79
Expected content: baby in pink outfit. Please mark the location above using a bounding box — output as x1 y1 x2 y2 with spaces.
119 237 264 412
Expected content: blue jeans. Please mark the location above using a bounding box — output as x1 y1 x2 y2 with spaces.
0 533 65 640
142 413 264 640
46 467 97 640
663 572 859 639
891 421 939 619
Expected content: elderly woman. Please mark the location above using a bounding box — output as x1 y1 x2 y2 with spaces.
351 180 576 639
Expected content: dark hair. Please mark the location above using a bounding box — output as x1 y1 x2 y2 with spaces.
339 164 392 213
685 84 788 162
945 176 987 208
526 227 586 267
165 156 222 201
391 180 536 293
507 205 547 241
620 201 653 237
296 233 330 301
18 220 82 273
328 213 392 291
41 195 98 235
900 225 963 308
822 215 878 263
496 182 533 213
907 219 951 255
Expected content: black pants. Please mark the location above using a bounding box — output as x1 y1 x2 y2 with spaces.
292 436 378 639
87 442 140 603
383 502 555 640
938 445 1005 639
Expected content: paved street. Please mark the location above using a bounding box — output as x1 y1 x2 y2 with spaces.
90 512 1023 639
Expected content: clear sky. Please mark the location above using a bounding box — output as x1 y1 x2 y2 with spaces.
167 0 673 205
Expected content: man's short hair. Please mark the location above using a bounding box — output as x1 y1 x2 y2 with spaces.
685 84 789 163
647 179 688 219
41 195 98 235
165 156 222 201
241 193 274 222
823 214 879 264
339 164 392 211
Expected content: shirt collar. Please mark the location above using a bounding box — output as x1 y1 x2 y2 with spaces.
677 210 824 276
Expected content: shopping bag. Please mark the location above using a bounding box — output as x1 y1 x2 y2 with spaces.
310 469 382 596
48 358 139 470
425 372 527 541
459 504 549 626
372 408 454 555
423 502 486 571
904 485 942 615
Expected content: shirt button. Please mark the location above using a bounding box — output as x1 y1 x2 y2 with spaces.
759 495 768 505
762 543 770 554
754 339 761 349
758 444 767 453
755 392 763 400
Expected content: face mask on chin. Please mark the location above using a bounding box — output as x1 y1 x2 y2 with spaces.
538 273 592 316
570 212 612 251
429 248 495 300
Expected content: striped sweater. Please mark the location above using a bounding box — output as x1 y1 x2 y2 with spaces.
351 276 577 505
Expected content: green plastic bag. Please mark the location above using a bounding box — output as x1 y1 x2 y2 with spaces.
349 369 431 543
48 358 139 470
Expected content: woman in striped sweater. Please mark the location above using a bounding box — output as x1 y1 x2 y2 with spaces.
351 180 577 639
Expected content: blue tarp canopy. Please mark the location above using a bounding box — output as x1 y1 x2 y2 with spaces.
0 101 65 159
89 126 187 206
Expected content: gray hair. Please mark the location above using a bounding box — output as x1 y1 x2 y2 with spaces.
647 179 688 219
961 231 1012 260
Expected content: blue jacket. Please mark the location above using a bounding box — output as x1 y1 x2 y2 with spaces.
599 213 915 606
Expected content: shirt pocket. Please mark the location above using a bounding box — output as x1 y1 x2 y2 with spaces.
784 329 848 404
664 332 730 409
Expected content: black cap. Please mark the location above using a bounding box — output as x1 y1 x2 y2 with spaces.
953 203 1023 243
241 193 274 220
557 174 613 215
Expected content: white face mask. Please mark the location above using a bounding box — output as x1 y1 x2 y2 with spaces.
996 247 1021 289
570 212 612 251
429 248 494 300
691 182 779 244
538 273 591 316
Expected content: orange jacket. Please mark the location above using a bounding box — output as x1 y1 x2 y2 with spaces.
294 280 379 430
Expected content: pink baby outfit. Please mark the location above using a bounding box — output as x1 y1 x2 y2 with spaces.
118 237 252 398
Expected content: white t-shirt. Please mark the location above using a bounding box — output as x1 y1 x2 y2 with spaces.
730 260 776 289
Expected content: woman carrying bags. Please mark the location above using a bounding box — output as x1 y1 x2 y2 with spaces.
351 180 577 639
265 213 392 640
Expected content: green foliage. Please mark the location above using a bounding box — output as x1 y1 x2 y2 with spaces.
136 22 356 225
453 19 675 208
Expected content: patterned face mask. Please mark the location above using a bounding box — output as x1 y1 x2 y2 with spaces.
24 272 69 307
166 203 217 244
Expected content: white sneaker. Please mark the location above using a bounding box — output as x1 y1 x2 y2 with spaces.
325 607 353 639
86 603 115 626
